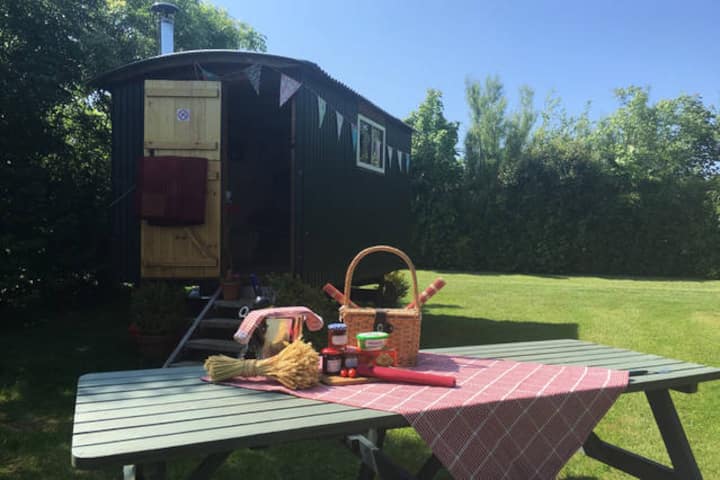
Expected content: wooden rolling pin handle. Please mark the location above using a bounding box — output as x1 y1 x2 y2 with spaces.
357 364 456 388
323 283 359 308
405 278 446 309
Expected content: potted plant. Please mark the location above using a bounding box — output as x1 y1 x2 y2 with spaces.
221 269 241 300
128 282 188 360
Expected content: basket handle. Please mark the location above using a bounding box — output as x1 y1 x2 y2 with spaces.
343 245 421 313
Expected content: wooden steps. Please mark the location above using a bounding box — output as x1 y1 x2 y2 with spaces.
214 298 255 309
166 287 273 367
185 339 244 354
200 317 241 329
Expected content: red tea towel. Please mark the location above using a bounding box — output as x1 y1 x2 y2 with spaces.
209 353 628 480
137 156 207 225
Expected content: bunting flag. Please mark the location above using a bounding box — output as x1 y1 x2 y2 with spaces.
336 112 344 140
351 123 358 152
279 74 302 107
397 151 403 171
244 64 262 95
318 97 327 128
387 145 394 168
197 64 219 81
406 155 411 172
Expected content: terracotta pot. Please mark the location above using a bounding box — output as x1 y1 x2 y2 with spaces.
222 281 241 300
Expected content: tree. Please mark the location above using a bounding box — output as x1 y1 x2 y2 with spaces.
0 0 266 311
405 90 463 266
593 86 719 181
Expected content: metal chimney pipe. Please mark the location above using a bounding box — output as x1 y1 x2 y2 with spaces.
150 2 179 55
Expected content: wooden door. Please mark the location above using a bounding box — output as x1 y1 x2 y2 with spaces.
141 80 221 279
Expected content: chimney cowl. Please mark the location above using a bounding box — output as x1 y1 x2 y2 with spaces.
151 2 179 16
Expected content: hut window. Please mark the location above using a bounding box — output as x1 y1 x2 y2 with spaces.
357 114 386 174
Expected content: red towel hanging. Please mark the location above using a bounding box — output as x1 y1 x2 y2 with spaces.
137 156 208 225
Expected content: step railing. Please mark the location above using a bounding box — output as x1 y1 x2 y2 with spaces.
163 286 222 368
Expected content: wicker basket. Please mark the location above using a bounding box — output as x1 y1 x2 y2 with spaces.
340 245 422 366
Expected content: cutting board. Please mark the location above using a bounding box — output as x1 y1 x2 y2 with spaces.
320 374 377 386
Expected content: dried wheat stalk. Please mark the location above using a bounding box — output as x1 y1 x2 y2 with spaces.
204 338 320 390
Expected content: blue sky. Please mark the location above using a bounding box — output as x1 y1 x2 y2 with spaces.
216 0 719 141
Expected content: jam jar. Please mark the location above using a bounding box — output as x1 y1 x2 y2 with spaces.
321 347 342 375
327 323 348 349
343 346 359 369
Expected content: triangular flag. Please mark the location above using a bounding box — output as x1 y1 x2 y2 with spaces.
336 112 344 140
244 64 262 95
351 123 358 152
197 64 219 81
406 155 411 172
318 97 327 128
279 74 302 107
397 151 403 171
387 145 394 168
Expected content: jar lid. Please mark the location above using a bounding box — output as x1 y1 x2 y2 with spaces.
321 347 341 355
356 331 389 340
328 323 347 331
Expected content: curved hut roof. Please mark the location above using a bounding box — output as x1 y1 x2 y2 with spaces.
93 50 411 130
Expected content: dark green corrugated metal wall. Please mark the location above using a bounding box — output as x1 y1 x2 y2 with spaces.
295 71 412 286
110 81 144 284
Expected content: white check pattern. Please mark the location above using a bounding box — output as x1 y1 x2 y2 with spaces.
214 353 628 479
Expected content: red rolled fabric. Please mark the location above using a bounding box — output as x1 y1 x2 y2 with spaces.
357 364 456 388
323 283 359 308
405 278 446 309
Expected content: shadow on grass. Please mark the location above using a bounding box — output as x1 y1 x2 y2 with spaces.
429 268 717 284
419 312 578 349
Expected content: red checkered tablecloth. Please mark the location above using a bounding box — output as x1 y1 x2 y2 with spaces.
210 353 628 479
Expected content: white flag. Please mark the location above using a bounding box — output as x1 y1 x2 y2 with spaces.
336 112 344 140
397 151 403 171
318 97 327 128
279 74 301 107
244 64 261 95
387 145 394 167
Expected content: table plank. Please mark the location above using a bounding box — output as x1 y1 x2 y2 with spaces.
79 365 202 383
74 391 302 424
74 386 263 414
427 341 720 392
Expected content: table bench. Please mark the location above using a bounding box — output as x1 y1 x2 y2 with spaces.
71 339 720 479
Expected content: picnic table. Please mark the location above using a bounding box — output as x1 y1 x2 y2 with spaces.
71 339 720 479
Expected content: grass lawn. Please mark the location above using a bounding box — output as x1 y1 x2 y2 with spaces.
1 271 719 479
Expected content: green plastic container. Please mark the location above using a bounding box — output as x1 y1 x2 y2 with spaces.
356 331 389 351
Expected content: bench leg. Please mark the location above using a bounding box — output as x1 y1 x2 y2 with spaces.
124 462 166 480
347 429 418 480
646 389 702 480
583 388 703 480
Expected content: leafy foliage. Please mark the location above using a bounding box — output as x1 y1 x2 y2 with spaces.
265 273 338 349
129 281 188 334
0 0 265 314
379 271 411 307
405 90 465 267
409 79 720 278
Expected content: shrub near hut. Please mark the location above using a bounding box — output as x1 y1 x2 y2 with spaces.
129 282 188 335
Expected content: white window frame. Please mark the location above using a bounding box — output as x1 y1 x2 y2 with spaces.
356 114 386 174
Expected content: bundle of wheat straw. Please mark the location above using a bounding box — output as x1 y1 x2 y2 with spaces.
204 338 320 390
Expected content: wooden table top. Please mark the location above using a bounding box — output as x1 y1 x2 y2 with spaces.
71 339 720 469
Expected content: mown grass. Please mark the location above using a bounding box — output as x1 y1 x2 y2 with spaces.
1 271 718 479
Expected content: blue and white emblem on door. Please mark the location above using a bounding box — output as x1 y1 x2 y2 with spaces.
176 108 191 122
